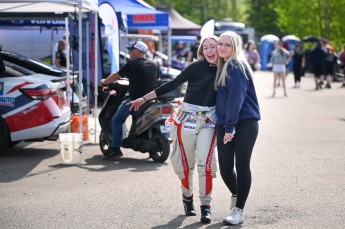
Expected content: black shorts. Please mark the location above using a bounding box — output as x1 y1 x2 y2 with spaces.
313 65 325 78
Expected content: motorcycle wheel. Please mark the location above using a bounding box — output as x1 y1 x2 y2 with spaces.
99 130 111 156
150 131 170 163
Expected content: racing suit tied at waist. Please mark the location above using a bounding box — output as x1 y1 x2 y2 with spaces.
167 101 218 180
166 101 217 125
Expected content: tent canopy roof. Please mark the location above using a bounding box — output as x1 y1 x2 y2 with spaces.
99 0 169 30
159 7 200 29
0 0 98 14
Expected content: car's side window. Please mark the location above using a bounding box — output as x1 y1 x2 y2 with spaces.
2 61 35 77
1 65 24 77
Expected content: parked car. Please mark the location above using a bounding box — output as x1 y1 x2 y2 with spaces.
0 49 83 112
0 59 71 149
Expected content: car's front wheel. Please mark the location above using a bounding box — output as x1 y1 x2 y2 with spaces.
7 141 21 148
0 118 10 150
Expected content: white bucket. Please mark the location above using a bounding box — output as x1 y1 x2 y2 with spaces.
59 133 83 164
88 117 101 144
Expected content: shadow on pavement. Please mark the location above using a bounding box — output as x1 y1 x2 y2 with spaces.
0 141 168 183
0 142 59 183
151 215 239 229
151 215 187 229
77 154 168 173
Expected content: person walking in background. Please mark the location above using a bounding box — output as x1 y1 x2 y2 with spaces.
128 35 219 224
338 43 345 88
291 43 305 88
269 41 290 97
173 40 188 61
309 41 327 90
99 41 159 159
55 39 67 68
324 46 338 89
53 35 66 67
215 31 261 226
244 40 261 72
187 35 201 64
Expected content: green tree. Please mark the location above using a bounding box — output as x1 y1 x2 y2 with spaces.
147 0 248 24
146 0 345 49
274 0 345 49
244 0 280 39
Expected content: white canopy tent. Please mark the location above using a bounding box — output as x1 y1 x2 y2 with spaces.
0 0 99 141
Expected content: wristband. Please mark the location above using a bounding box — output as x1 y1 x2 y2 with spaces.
142 97 147 102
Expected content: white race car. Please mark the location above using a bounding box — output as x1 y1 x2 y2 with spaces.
0 59 71 149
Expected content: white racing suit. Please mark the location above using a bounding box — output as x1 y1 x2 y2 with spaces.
166 101 218 206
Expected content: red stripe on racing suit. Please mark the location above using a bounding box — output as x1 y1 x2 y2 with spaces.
177 123 190 190
205 128 217 196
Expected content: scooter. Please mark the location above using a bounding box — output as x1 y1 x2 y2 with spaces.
98 78 179 162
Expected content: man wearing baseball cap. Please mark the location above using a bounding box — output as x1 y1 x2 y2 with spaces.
100 40 160 159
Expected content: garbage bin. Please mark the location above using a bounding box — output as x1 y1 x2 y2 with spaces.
260 34 279 70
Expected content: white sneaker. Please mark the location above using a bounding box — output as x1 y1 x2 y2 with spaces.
230 195 237 211
223 207 244 225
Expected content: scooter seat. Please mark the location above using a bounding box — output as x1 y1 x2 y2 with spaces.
131 100 154 119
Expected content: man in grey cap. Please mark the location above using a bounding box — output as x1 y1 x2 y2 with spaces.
100 41 160 159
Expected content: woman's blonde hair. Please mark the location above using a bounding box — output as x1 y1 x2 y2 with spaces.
196 34 219 61
57 39 66 52
215 31 253 88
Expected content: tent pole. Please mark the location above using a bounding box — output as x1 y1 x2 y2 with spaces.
167 25 172 75
65 17 71 132
86 20 90 116
78 1 83 136
94 12 99 144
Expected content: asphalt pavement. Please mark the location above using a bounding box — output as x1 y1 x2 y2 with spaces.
1 70 345 229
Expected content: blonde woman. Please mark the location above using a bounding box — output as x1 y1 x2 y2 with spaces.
55 39 67 68
128 35 219 224
215 31 261 225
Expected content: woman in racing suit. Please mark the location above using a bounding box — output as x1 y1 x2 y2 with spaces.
128 35 219 224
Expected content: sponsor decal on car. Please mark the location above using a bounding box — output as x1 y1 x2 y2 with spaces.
0 82 4 95
0 96 15 106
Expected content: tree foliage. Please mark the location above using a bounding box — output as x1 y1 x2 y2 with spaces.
145 0 345 50
146 0 248 24
273 0 345 49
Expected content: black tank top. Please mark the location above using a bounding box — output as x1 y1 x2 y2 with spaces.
155 60 217 107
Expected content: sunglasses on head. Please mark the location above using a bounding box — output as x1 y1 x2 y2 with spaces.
129 47 136 52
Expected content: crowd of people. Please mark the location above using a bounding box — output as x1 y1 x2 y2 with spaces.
267 39 345 97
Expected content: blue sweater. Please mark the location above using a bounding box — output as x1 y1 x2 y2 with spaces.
216 59 261 133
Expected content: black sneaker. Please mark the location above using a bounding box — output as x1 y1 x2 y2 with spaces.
200 205 212 224
103 147 123 160
325 83 331 89
183 195 196 216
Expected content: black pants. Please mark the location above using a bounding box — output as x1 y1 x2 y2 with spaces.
293 66 303 83
217 119 259 209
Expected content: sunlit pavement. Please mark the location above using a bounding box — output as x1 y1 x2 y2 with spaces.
1 70 345 228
